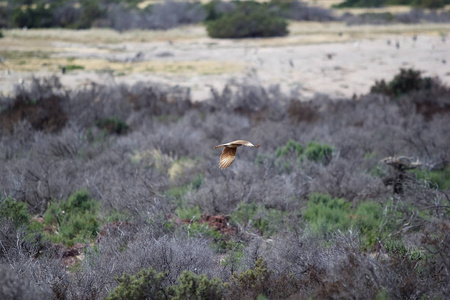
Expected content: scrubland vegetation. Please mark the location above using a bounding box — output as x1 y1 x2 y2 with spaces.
1 0 450 37
1 68 449 299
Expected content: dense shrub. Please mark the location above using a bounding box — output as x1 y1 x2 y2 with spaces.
206 3 288 38
171 271 223 300
304 193 352 233
305 141 334 165
371 68 436 97
231 202 286 237
0 197 30 227
44 190 100 246
411 165 450 190
304 193 388 247
12 3 53 28
106 266 168 300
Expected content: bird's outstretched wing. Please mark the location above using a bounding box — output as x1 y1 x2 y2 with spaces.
219 147 237 169
229 140 261 148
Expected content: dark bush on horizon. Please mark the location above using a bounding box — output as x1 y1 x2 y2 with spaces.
371 68 440 96
206 3 288 38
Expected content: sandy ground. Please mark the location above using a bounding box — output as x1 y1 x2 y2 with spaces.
0 21 449 101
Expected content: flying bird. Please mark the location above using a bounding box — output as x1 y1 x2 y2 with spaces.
214 140 261 169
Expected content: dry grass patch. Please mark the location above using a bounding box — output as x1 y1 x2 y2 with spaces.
1 27 207 44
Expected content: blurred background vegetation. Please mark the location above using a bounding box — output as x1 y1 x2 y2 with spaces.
0 67 449 298
1 0 450 36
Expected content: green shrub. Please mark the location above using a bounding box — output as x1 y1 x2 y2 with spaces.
275 140 334 172
305 141 333 165
275 139 303 159
0 197 30 227
206 3 288 38
185 222 233 253
384 240 429 261
44 190 100 246
107 266 168 300
354 201 384 247
304 193 352 234
304 193 390 248
176 205 202 220
107 267 223 300
370 68 435 97
0 31 3 39
170 271 223 300
231 202 285 237
411 166 450 190
95 117 129 135
229 257 272 297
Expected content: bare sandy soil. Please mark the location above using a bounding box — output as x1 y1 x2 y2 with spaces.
0 21 449 101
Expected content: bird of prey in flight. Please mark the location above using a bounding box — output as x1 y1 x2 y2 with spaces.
214 140 261 169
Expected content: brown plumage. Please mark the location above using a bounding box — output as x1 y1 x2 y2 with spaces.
213 140 261 169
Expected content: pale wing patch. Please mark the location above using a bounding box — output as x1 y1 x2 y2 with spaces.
230 139 250 146
219 147 237 169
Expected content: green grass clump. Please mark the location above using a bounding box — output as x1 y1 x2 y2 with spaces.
176 205 202 220
65 64 85 71
304 193 388 248
167 174 204 209
231 202 285 237
44 189 100 246
304 193 352 233
411 165 450 190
